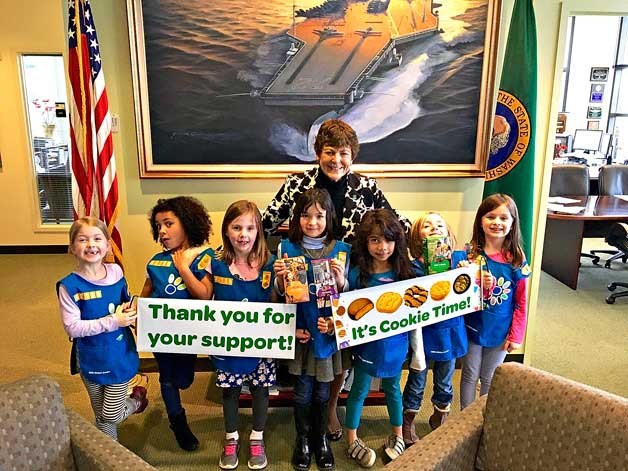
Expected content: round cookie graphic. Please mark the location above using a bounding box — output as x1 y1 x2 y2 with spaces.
348 298 374 321
376 292 403 313
453 274 472 294
404 285 428 308
430 280 451 301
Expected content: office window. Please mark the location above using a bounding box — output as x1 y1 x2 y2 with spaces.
559 16 575 112
608 17 627 162
21 55 73 225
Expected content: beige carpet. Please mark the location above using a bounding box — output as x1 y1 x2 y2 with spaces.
2 247 627 469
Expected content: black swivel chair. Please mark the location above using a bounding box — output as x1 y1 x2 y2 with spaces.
604 223 628 304
589 165 628 267
549 164 590 197
548 165 599 263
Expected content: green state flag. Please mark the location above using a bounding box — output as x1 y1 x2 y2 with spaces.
483 0 537 260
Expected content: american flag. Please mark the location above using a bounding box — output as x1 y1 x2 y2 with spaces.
68 0 123 266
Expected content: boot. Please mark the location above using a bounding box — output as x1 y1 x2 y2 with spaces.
169 410 199 451
292 405 311 470
428 404 451 431
402 410 419 447
311 403 335 470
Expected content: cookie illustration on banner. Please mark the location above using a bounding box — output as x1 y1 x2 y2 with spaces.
404 285 428 308
430 280 451 301
348 298 374 321
376 292 403 313
453 274 471 294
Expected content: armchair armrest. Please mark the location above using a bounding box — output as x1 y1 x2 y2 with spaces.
385 396 486 471
67 408 157 470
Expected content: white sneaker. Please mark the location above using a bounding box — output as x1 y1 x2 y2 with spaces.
347 438 376 468
383 434 405 461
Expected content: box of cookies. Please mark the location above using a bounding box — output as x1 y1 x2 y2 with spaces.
423 235 453 275
311 258 337 308
283 256 310 304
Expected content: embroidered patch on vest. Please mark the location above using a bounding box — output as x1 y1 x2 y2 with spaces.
149 260 172 267
197 253 211 271
73 290 103 301
337 251 347 267
215 276 233 286
261 271 271 289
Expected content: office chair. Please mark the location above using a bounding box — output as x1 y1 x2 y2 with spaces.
548 164 599 264
604 223 628 304
549 164 589 196
589 165 628 268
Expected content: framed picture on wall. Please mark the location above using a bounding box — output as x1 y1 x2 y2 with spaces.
590 67 609 82
127 0 502 178
587 120 600 130
590 83 604 103
587 106 602 119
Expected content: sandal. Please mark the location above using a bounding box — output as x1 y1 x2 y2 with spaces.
326 428 343 441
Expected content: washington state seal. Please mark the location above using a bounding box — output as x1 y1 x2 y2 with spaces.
485 90 531 181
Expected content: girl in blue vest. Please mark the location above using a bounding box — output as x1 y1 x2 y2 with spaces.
460 194 531 409
401 212 469 446
273 188 350 471
140 196 214 451
345 209 419 468
207 200 276 471
57 217 147 440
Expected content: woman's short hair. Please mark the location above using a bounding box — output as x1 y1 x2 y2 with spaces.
314 119 359 161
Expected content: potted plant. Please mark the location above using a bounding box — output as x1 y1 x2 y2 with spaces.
33 98 56 138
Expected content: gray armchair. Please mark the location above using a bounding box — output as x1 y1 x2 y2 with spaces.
386 362 628 470
0 374 156 471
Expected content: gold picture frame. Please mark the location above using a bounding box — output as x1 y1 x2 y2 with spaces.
127 0 501 178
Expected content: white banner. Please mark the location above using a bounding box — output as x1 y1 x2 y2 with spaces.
137 298 297 359
332 265 482 349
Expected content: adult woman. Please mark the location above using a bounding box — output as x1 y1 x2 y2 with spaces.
262 119 410 243
262 119 410 441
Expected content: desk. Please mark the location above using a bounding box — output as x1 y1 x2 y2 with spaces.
542 196 628 289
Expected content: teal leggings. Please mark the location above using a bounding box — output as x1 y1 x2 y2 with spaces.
345 363 403 430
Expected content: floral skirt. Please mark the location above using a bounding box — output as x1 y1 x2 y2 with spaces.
215 358 276 388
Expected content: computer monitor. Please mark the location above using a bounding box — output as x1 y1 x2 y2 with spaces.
572 129 603 152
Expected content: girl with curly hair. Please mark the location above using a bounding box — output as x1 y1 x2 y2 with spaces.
140 196 214 451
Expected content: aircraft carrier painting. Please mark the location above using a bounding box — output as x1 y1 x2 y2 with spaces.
140 0 494 167
261 0 440 106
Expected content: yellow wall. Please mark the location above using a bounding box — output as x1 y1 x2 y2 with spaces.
4 1 626 357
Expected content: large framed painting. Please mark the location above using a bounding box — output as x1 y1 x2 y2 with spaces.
127 0 501 178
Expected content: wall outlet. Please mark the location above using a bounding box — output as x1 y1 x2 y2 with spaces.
111 114 120 133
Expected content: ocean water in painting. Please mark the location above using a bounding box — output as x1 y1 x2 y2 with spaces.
143 0 489 165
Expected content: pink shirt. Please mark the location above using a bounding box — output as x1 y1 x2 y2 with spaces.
58 264 123 339
485 252 529 344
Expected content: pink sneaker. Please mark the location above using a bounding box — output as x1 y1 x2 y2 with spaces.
130 386 148 414
248 439 268 470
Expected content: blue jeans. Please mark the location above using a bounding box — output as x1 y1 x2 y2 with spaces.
402 359 455 411
293 374 331 406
